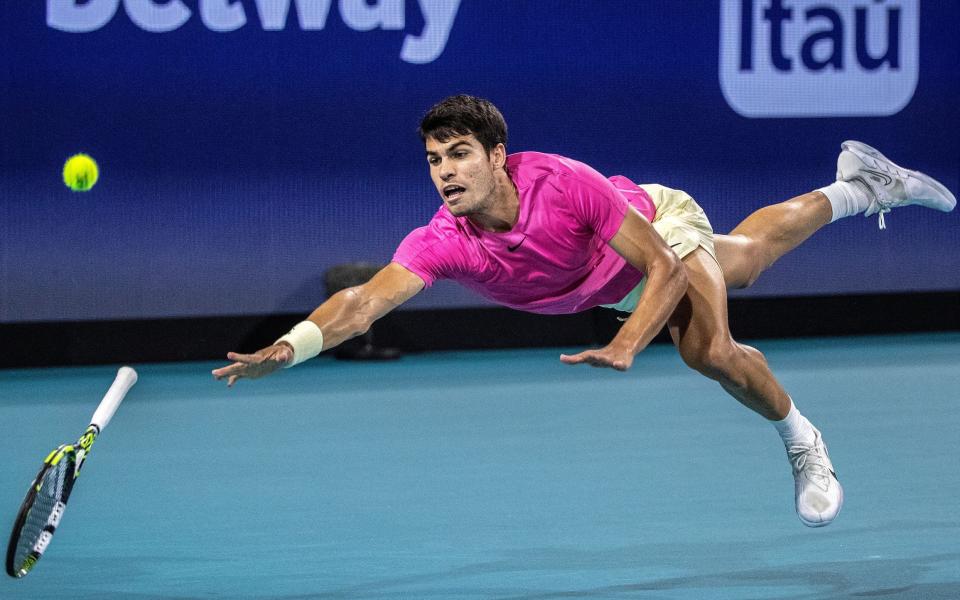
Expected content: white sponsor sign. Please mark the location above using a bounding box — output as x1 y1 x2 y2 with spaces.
720 0 919 117
47 0 461 64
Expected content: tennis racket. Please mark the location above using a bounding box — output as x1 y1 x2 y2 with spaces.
5 366 137 578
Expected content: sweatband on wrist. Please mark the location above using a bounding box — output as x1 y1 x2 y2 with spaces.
275 321 324 367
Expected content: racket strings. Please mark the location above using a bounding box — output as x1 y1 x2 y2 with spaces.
10 459 71 573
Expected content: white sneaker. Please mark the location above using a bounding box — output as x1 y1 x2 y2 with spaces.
836 140 956 229
786 429 843 527
837 140 957 229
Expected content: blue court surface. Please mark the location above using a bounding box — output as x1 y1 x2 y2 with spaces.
1 333 957 600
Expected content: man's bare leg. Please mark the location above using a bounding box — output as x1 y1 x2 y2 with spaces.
715 141 957 290
668 248 843 527
666 248 791 420
714 191 832 290
675 142 956 526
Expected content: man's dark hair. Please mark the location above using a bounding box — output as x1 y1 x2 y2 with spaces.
418 95 508 154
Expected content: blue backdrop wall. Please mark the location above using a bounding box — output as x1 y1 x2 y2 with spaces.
2 1 958 322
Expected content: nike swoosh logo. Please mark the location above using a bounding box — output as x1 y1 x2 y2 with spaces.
507 237 526 252
862 169 892 186
670 242 682 248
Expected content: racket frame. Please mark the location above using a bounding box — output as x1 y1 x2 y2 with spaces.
5 366 135 579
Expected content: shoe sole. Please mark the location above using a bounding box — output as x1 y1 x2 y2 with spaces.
841 140 957 212
798 483 844 528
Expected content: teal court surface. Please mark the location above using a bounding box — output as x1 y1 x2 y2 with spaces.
1 333 958 600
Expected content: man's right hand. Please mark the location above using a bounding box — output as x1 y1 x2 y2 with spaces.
212 343 294 387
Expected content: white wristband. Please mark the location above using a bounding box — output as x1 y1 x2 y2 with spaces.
275 321 324 367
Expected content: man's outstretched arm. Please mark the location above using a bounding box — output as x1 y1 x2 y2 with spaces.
212 262 425 386
560 207 688 370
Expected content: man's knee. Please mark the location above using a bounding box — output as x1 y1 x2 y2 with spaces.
719 234 763 289
679 338 745 383
734 236 764 289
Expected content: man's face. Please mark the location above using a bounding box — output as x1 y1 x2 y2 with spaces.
425 134 502 217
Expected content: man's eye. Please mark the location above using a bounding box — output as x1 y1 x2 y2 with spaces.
454 151 467 158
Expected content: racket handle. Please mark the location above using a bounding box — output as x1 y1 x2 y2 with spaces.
90 366 138 432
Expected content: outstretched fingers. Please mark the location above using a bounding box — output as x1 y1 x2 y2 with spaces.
559 352 587 365
560 350 629 371
226 351 262 363
213 345 293 387
212 352 262 385
212 359 246 386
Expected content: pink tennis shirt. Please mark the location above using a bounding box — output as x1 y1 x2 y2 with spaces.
392 152 657 315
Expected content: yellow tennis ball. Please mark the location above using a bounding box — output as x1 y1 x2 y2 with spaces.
63 153 99 192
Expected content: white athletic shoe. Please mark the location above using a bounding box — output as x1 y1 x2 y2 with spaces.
836 140 957 229
786 429 843 527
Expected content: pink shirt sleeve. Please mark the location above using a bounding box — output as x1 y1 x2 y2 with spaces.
561 164 630 242
392 224 467 288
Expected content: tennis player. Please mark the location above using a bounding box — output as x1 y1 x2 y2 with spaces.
213 95 956 527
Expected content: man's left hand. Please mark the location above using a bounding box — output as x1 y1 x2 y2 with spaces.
559 345 634 371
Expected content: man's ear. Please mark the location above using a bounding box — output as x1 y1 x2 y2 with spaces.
490 143 507 169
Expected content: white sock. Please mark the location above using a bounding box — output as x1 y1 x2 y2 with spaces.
772 399 817 446
817 180 873 222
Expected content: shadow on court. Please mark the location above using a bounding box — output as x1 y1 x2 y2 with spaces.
247 523 960 600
